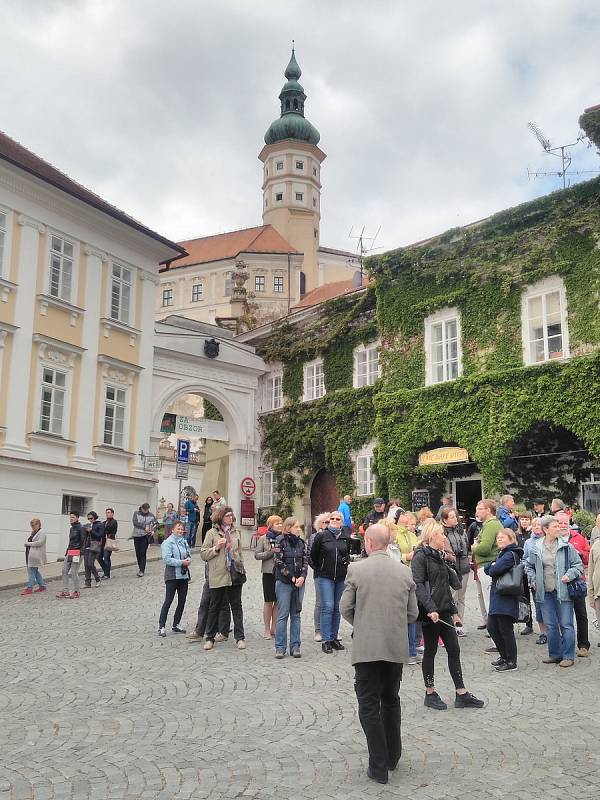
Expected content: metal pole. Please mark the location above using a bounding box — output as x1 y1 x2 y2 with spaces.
178 478 183 519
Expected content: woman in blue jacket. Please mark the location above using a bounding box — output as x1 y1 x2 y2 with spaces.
484 529 523 672
158 521 191 637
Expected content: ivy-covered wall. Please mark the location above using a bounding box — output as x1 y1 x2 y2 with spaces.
251 178 600 515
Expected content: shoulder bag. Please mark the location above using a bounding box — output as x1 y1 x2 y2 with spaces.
563 548 587 598
495 551 524 596
104 538 119 552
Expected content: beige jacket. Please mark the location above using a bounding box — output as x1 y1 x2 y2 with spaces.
200 525 243 588
254 534 275 574
25 530 47 568
340 549 418 665
588 539 600 601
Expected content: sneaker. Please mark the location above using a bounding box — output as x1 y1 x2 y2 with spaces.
137 571 144 577
185 631 203 642
158 627 166 638
495 661 517 672
477 623 487 630
454 691 484 708
20 588 33 596
69 592 80 599
314 632 323 642
577 647 589 658
172 626 186 634
56 591 70 598
407 657 418 665
275 650 285 659
491 657 506 667
520 626 533 636
101 575 110 581
484 646 499 653
34 586 47 593
214 633 227 643
322 641 333 654
456 627 467 637
542 657 561 664
536 634 548 645
203 640 214 650
291 649 302 658
558 659 575 668
330 639 345 651
424 691 447 711
237 640 246 650
416 644 425 654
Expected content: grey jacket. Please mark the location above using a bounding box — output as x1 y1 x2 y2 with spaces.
524 536 583 603
25 530 47 568
340 550 418 665
132 510 158 538
254 535 275 574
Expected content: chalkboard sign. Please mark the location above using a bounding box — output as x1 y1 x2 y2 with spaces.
412 489 430 513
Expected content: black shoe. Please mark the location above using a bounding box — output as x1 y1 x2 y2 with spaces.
322 641 333 654
424 691 447 710
477 623 487 630
330 639 345 651
455 691 484 708
367 768 388 785
172 625 186 634
495 661 517 672
491 657 506 667
484 646 498 653
536 634 548 645
520 626 533 636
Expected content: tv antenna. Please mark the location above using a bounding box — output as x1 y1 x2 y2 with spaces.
348 226 382 287
527 122 597 188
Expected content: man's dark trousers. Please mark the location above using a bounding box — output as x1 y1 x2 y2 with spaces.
354 660 402 782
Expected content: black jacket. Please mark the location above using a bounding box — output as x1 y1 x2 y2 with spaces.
104 518 118 539
411 546 462 620
443 524 470 575
310 526 351 581
83 521 104 550
273 534 308 584
363 510 384 530
65 522 84 554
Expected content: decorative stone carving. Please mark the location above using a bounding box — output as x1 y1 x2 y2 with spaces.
83 244 109 262
17 213 45 234
231 259 250 300
38 342 77 368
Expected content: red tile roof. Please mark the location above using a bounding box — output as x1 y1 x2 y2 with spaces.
163 225 298 270
292 277 371 309
0 129 185 255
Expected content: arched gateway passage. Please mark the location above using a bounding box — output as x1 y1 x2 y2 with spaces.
151 316 267 543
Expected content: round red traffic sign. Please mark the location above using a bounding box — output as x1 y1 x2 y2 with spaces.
241 476 256 497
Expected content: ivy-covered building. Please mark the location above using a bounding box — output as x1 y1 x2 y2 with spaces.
239 177 600 525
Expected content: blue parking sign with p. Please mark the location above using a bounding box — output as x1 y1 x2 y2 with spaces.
177 439 190 463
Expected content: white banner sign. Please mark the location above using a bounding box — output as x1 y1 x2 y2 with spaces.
175 416 229 442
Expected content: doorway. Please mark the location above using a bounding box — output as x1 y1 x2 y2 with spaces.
453 476 483 524
310 469 339 521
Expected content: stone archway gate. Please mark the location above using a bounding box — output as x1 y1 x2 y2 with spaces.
151 316 267 541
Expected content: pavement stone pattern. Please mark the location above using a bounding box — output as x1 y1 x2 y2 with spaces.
2 553 600 799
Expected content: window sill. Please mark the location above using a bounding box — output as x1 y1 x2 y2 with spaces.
29 431 76 446
94 444 135 457
100 317 140 347
0 276 17 303
524 355 571 368
37 294 84 326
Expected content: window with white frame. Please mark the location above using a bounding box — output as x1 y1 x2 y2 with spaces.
303 359 325 401
425 308 461 385
224 272 232 297
522 278 569 365
110 263 132 323
48 234 74 301
354 342 380 387
162 288 173 306
267 374 283 410
273 275 284 293
355 452 376 497
39 367 66 435
255 275 266 292
103 385 127 448
262 470 278 507
191 283 203 302
0 209 7 275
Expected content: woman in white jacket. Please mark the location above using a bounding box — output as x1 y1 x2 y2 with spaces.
22 518 47 596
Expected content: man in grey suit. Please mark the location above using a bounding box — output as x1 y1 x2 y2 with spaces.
340 524 418 785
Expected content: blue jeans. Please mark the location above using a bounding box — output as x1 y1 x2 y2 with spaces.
408 622 417 657
275 581 305 653
542 590 575 660
317 577 345 642
27 567 46 590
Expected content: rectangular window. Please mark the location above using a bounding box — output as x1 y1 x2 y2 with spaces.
49 235 74 301
268 375 283 410
526 289 565 363
191 283 203 302
430 318 459 383
356 455 375 496
303 360 325 401
224 273 232 297
162 288 173 306
103 385 127 448
273 275 284 293
276 161 284 171
262 470 278 507
354 346 380 387
110 263 132 323
275 192 283 202
0 210 6 273
295 192 303 202
40 367 66 435
295 160 304 170
61 494 89 516
255 275 265 292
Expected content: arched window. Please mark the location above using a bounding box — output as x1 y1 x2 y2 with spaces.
293 99 298 110
299 271 306 296
285 100 290 110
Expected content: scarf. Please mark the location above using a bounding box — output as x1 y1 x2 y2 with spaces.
266 528 279 542
221 524 233 569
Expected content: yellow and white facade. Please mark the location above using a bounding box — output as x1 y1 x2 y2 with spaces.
0 140 183 568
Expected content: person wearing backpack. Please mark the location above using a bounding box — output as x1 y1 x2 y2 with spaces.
484 529 523 672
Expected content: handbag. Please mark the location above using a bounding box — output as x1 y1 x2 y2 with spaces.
495 551 524 596
230 560 247 586
563 549 587 598
88 540 102 554
104 539 119 552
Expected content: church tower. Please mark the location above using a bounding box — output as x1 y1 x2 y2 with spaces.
259 47 326 294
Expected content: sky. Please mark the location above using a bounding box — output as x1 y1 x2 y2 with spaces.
2 0 599 256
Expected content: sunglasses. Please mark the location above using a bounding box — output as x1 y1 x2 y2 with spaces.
330 516 342 521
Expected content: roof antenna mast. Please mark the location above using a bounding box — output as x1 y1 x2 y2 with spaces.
348 226 382 287
526 122 597 188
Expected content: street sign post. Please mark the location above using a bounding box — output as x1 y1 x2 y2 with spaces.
176 439 191 515
241 477 256 498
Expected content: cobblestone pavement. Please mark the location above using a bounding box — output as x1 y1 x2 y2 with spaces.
2 554 600 799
